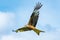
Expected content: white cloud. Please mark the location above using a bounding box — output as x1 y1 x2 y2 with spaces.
0 12 16 32
1 35 26 40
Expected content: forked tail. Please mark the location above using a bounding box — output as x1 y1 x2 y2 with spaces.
33 28 44 35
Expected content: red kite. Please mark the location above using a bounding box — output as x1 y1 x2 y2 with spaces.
13 2 44 35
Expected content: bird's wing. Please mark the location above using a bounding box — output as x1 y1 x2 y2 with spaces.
28 2 42 27
13 27 31 32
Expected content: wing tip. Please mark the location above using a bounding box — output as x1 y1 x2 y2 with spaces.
34 2 43 10
12 30 18 33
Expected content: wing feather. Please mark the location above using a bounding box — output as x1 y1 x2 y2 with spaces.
28 3 42 27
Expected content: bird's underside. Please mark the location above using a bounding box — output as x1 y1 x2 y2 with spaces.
13 2 44 35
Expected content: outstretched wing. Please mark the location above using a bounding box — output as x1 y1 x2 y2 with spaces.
28 3 42 27
13 26 31 33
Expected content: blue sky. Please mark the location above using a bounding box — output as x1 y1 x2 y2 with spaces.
0 0 60 40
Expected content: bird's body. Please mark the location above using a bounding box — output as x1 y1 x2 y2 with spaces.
26 25 36 29
13 2 44 35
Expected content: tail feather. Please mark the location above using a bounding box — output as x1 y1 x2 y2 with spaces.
33 28 44 35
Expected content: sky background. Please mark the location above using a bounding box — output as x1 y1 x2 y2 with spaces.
0 0 60 40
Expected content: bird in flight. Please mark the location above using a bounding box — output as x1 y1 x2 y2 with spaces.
13 2 44 35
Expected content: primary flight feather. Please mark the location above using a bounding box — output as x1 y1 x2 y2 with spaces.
13 2 44 35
